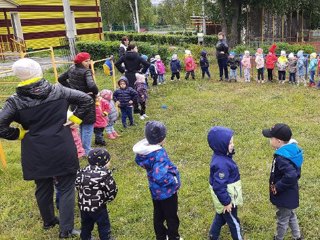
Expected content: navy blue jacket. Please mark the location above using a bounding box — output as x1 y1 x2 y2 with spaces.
170 59 181 73
113 79 137 108
270 142 303 209
208 126 240 206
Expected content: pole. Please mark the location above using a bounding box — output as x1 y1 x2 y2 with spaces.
202 0 206 35
50 46 58 82
261 7 264 44
135 0 140 32
0 142 7 169
62 0 76 58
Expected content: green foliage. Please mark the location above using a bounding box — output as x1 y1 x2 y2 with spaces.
232 42 315 55
104 31 218 47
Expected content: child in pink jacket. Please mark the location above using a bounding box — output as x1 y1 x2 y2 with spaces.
94 96 110 146
241 50 251 82
184 50 196 80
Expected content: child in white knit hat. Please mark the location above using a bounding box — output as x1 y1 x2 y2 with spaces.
277 50 288 83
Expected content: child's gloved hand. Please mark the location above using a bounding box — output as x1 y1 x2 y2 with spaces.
270 184 277 195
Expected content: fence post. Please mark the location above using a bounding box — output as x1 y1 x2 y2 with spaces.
50 46 58 82
111 59 117 90
90 60 96 81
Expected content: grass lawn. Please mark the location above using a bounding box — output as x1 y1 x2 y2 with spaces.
0 68 320 240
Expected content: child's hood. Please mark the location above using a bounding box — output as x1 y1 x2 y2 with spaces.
207 126 233 156
133 139 162 167
297 51 305 59
275 140 304 168
117 77 129 87
278 55 288 63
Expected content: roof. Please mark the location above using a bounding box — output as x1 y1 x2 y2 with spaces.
0 0 19 8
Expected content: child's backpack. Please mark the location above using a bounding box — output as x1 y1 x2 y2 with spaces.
156 61 166 74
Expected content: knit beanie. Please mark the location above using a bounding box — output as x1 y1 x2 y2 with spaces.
185 50 191 55
145 121 167 145
74 52 91 64
244 50 250 56
288 53 294 59
155 55 161 60
280 50 286 56
100 89 113 101
269 44 277 54
88 148 111 166
310 53 317 59
12 58 43 81
256 48 263 54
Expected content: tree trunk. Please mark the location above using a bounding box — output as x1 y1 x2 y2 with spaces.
217 0 227 35
229 0 242 47
128 1 137 31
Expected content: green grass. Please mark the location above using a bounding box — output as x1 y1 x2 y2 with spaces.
1 68 320 240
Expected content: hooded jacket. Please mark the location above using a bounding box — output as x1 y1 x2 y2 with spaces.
94 98 110 128
227 56 240 70
208 127 243 213
308 58 318 72
200 51 209 68
277 56 288 71
270 141 303 209
113 78 138 108
0 79 93 180
255 53 265 69
296 51 306 76
288 57 298 73
75 165 118 212
184 56 196 72
170 59 181 73
134 80 148 103
266 53 278 69
133 139 181 200
58 64 98 124
241 55 251 69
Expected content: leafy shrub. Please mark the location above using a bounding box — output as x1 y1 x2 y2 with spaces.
104 31 218 47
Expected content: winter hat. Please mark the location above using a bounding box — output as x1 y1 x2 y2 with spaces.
141 54 148 61
310 52 317 59
201 50 207 56
280 50 286 56
185 49 191 55
288 53 294 59
135 73 145 83
256 48 263 54
269 44 277 54
12 58 43 81
155 55 161 60
229 51 236 56
172 54 178 60
100 89 113 101
297 50 304 58
88 148 111 166
262 123 292 142
244 50 250 56
145 121 167 145
74 52 91 64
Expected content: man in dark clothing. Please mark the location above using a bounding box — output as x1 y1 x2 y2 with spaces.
0 58 93 238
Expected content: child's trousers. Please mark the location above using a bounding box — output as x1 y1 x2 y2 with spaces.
120 106 133 127
80 207 111 240
201 67 211 78
209 207 242 240
185 70 195 80
171 72 180 80
152 193 180 240
274 207 301 240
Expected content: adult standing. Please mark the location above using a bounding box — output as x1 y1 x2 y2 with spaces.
115 44 150 113
119 36 129 58
58 52 98 156
216 32 229 81
0 58 93 238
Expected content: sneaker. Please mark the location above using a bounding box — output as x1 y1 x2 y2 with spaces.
107 133 116 140
143 114 149 118
140 115 145 120
112 131 120 137
59 229 81 238
43 217 59 230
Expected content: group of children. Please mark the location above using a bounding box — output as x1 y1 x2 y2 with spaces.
75 121 304 240
238 44 319 86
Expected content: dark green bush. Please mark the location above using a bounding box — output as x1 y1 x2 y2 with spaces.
103 31 218 47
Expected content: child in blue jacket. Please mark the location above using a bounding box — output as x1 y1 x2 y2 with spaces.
262 123 303 240
113 76 137 128
208 126 243 240
133 121 181 240
170 54 181 81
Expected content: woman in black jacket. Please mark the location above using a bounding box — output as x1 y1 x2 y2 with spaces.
0 58 93 238
58 52 98 156
216 32 229 81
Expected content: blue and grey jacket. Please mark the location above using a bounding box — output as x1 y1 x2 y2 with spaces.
270 140 303 209
296 51 306 76
208 126 243 213
133 139 181 200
